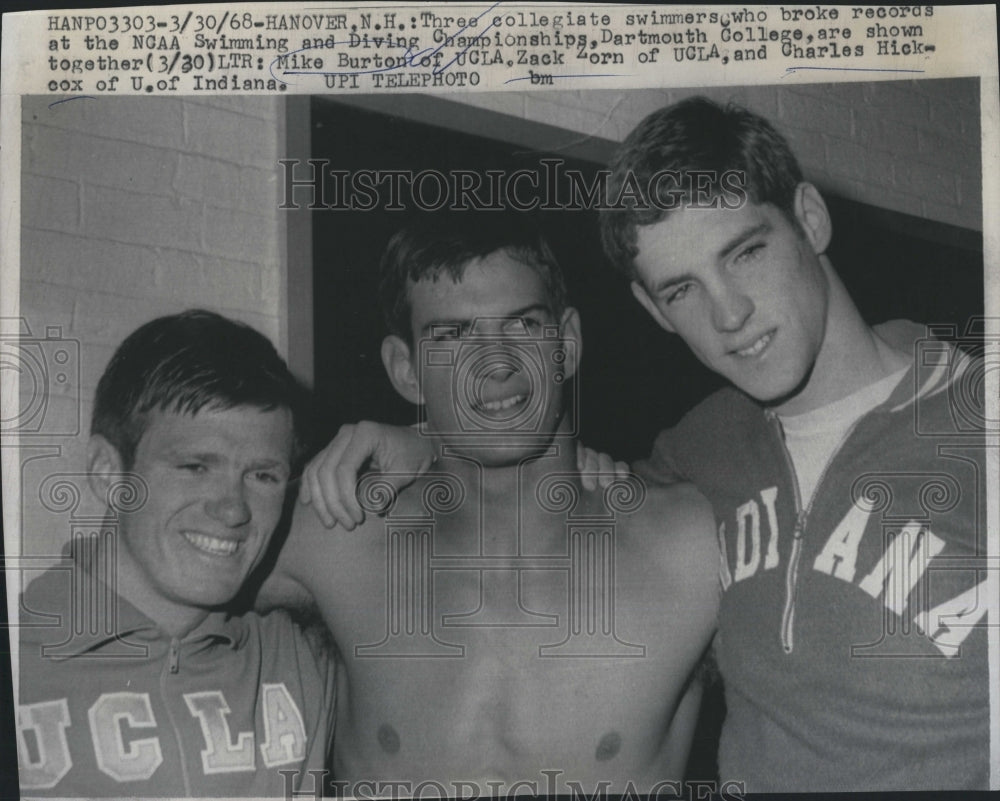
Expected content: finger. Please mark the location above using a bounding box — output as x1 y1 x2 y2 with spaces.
615 460 629 479
298 439 332 506
310 428 354 528
333 463 364 528
322 471 357 530
320 454 359 531
323 468 355 531
581 449 598 491
580 445 601 491
576 441 587 472
298 464 313 505
598 453 616 489
306 462 335 528
337 430 381 524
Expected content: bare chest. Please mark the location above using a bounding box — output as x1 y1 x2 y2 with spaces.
322 524 698 785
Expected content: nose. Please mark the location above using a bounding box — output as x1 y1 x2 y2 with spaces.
205 477 252 528
485 361 519 383
709 280 754 332
476 338 523 384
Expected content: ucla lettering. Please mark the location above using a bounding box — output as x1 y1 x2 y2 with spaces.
259 683 307 767
17 699 73 789
88 693 164 782
18 683 308 788
184 691 255 774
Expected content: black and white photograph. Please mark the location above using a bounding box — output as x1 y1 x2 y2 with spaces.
2 3 997 798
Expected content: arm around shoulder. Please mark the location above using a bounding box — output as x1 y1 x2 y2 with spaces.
255 501 336 613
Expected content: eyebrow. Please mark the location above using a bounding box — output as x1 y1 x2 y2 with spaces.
420 303 553 334
168 450 289 472
651 222 771 295
168 450 222 464
249 460 291 475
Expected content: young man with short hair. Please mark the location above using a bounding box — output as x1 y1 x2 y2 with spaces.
262 216 720 795
602 97 988 792
302 98 990 791
16 311 336 797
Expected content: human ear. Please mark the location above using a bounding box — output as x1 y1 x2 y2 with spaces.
631 281 676 333
793 182 833 255
558 307 583 380
381 334 423 405
86 435 124 505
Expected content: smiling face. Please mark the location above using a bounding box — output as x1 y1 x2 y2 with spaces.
97 405 294 629
631 188 833 409
398 250 579 465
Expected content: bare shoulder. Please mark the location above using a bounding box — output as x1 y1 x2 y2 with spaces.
616 480 719 595
636 480 713 530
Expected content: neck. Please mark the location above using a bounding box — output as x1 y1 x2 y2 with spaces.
435 424 579 506
774 257 911 416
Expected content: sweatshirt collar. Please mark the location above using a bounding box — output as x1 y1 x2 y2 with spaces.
873 319 964 412
24 559 242 660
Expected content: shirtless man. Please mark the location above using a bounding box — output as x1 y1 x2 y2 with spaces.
262 217 719 795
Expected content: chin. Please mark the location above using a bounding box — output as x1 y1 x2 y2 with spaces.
189 590 235 607
737 380 791 403
737 367 813 406
175 578 244 609
459 439 555 467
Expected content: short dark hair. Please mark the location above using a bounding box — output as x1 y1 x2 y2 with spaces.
379 215 569 341
600 96 804 278
91 310 308 468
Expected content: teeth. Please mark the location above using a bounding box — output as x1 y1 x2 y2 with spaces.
183 532 240 556
480 394 526 412
737 332 772 357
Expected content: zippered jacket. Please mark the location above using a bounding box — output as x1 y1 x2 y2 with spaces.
17 565 336 797
635 321 990 791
